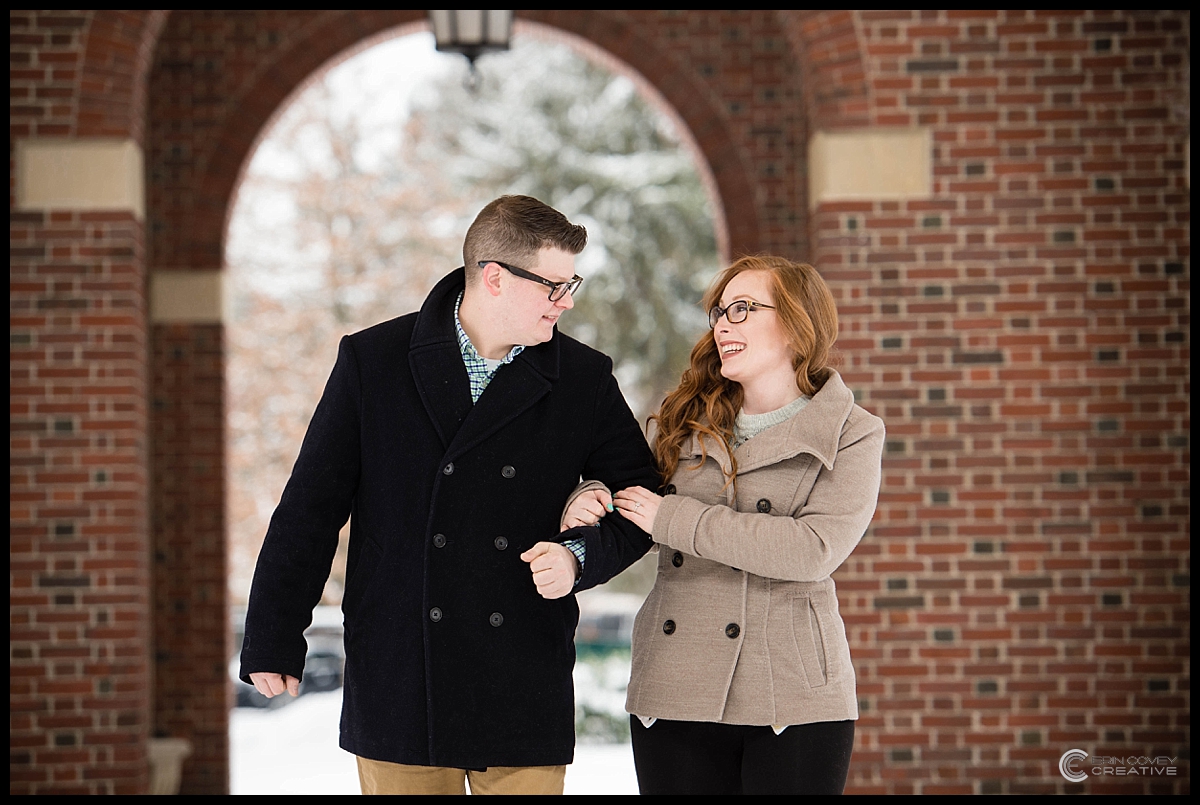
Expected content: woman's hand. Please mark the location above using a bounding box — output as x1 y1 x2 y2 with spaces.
562 488 613 529
613 486 663 535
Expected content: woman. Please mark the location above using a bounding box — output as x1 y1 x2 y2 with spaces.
563 255 884 794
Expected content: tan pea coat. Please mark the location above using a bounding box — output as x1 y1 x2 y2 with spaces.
624 371 884 727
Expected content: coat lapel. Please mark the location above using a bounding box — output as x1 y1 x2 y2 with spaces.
407 266 562 460
446 339 558 460
684 432 734 478
409 341 473 450
733 372 855 473
409 268 473 450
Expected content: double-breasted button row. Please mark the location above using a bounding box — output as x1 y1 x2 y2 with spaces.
429 608 506 627
660 620 741 639
442 463 518 478
433 533 508 550
501 465 516 478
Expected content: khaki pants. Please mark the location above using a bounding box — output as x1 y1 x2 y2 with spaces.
356 756 566 795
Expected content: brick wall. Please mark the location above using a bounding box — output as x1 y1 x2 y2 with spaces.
797 10 1190 794
149 323 227 794
10 8 1189 795
9 11 96 139
9 207 151 794
10 9 155 795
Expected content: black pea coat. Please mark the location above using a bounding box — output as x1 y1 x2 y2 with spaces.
238 268 658 769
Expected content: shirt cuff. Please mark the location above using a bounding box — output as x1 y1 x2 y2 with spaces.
561 536 586 586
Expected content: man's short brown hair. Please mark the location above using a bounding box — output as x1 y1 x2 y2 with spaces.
463 195 587 284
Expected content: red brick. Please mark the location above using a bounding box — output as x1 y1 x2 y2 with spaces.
10 7 1190 797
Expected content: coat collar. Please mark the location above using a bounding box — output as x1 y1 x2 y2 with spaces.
410 267 561 380
410 268 562 456
682 371 856 474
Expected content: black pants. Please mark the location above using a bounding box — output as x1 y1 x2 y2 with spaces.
630 716 855 795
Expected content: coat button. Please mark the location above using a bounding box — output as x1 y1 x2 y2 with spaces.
756 498 771 513
663 484 676 495
662 620 676 635
489 612 504 627
429 607 443 622
433 533 446 548
494 536 509 550
672 552 683 567
725 623 740 639
443 463 454 475
501 465 516 478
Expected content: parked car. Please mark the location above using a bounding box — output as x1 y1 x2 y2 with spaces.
229 592 642 707
230 605 345 708
574 591 642 655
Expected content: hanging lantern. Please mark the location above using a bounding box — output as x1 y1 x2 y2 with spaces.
428 10 513 91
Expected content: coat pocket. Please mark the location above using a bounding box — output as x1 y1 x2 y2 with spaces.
790 595 829 688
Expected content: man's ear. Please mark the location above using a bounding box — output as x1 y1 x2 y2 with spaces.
479 261 504 297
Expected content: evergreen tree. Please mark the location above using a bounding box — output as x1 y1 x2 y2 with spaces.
406 37 721 424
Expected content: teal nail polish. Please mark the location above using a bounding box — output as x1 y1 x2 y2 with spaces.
606 504 614 512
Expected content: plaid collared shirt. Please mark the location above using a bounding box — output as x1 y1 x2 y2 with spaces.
454 291 524 404
453 291 586 579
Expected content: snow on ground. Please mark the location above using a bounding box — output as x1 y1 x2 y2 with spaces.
230 689 639 795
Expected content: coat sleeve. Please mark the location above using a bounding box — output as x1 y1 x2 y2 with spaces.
653 411 884 582
564 361 660 593
238 336 363 683
560 479 610 530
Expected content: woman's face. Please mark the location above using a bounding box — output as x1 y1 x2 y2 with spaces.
711 270 795 387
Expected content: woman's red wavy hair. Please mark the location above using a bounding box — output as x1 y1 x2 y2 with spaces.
650 255 840 487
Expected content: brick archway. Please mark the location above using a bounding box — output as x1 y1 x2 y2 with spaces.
146 11 776 273
14 8 1186 796
143 10 795 792
76 10 169 143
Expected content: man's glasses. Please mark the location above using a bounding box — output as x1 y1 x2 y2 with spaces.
708 300 777 329
479 261 583 302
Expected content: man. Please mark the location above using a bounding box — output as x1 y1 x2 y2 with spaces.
238 195 658 795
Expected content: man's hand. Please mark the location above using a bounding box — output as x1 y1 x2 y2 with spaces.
249 672 300 699
520 542 580 600
562 488 613 530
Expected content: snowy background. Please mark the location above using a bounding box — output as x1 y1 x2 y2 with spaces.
230 654 640 795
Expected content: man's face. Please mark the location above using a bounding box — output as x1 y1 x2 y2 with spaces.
500 247 578 346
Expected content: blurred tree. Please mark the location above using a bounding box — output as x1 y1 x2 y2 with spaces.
225 33 720 606
408 37 719 424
